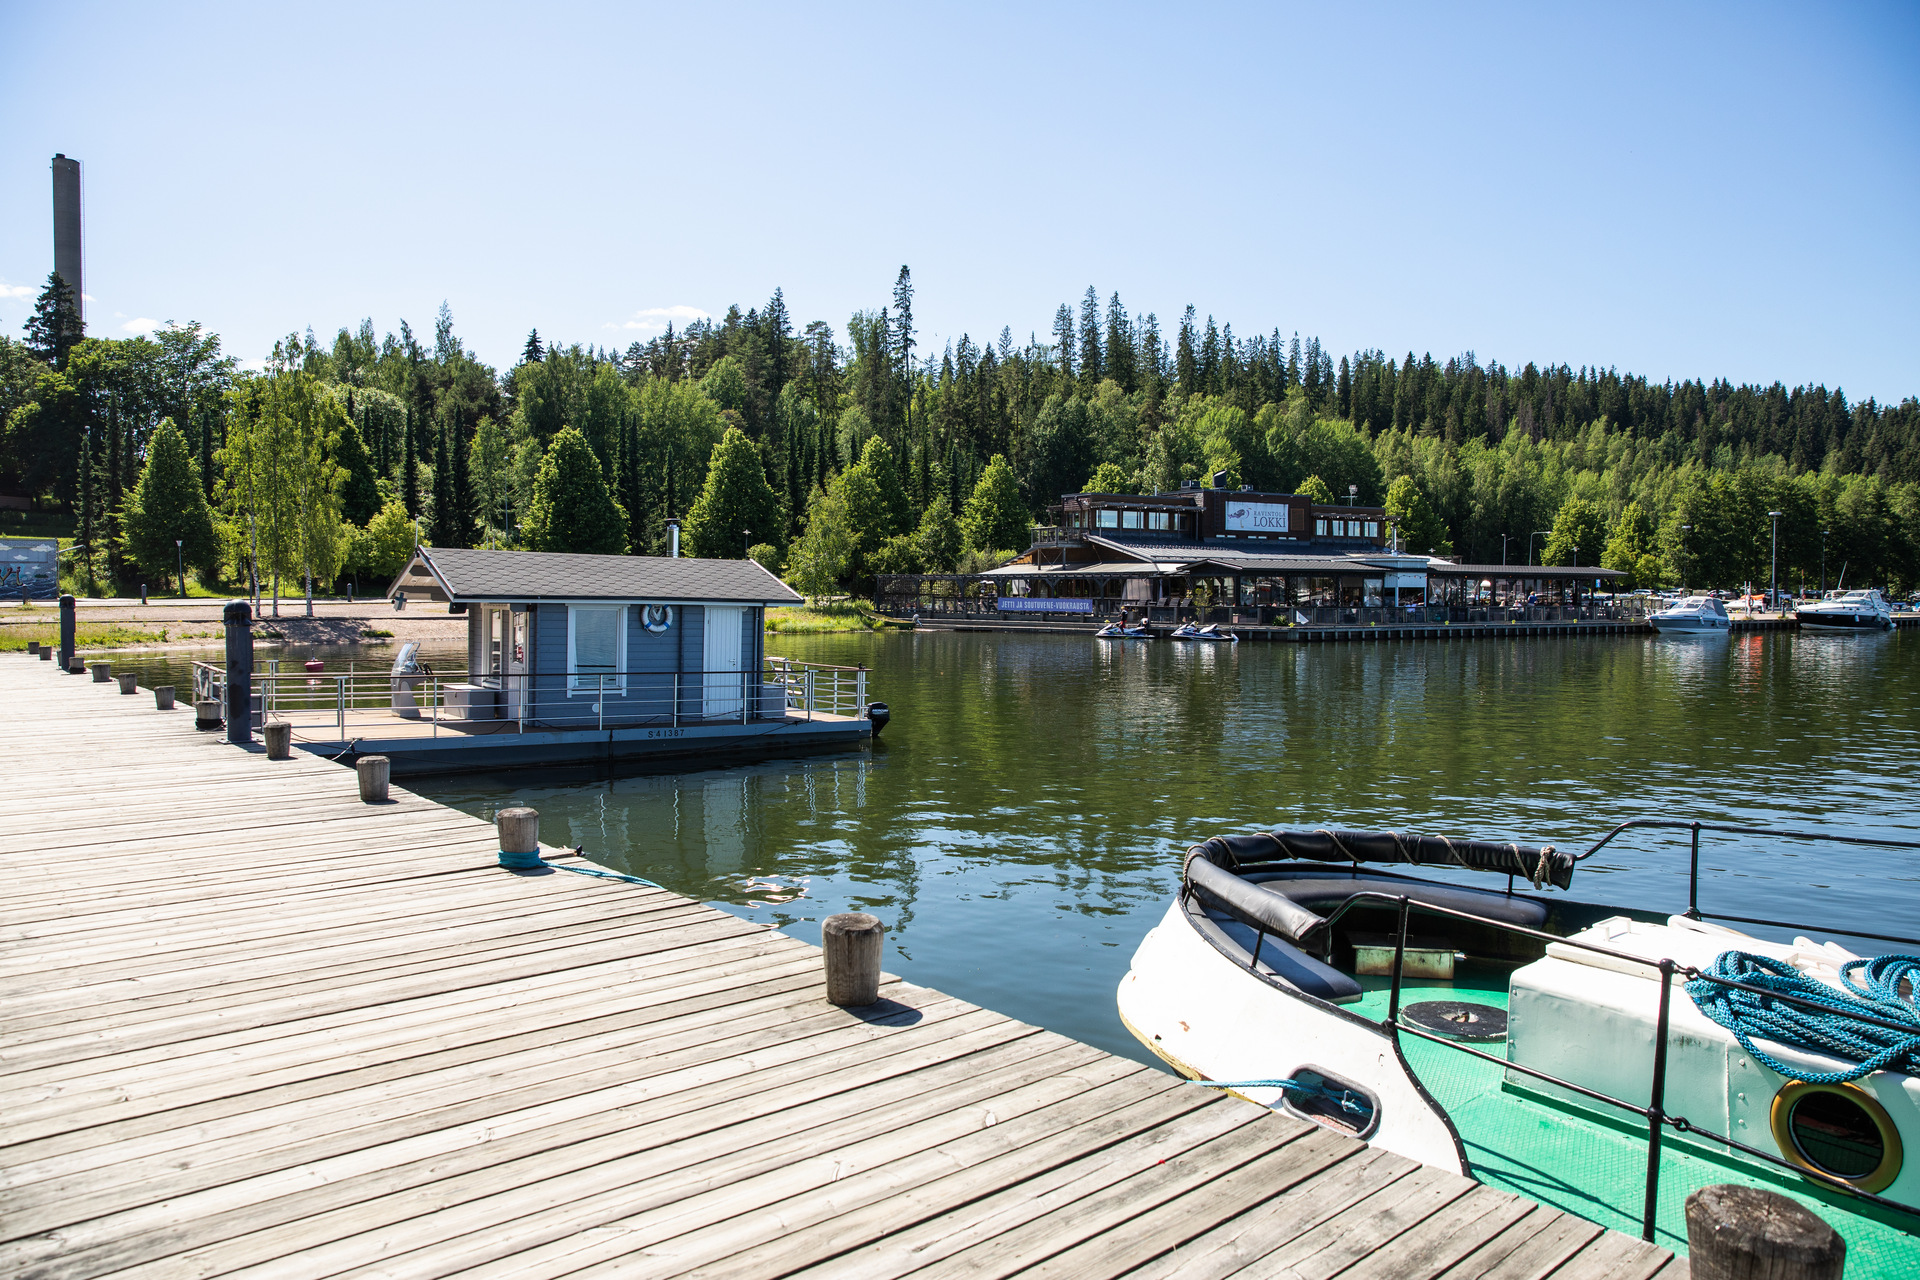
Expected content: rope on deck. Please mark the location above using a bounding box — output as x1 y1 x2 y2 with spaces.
1686 951 1920 1084
497 845 661 888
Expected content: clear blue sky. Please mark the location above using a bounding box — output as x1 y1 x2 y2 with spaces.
3 2 1915 401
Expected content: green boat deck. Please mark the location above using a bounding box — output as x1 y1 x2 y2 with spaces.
1350 963 1918 1278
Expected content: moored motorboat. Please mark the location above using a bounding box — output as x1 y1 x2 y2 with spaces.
1797 589 1894 632
1170 622 1239 643
1118 821 1920 1270
1648 595 1730 634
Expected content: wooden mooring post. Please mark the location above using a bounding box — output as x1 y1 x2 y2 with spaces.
263 721 292 759
496 807 541 868
822 911 884 1006
116 673 138 694
1685 1184 1844 1280
356 754 391 802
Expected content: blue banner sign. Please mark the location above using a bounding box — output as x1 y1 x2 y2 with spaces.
997 596 1095 613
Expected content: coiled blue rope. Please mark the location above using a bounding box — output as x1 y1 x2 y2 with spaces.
498 846 660 888
1686 950 1920 1084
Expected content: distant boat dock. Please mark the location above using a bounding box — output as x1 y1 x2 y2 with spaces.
0 655 1681 1278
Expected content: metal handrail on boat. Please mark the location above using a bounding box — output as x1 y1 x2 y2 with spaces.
1575 818 1920 947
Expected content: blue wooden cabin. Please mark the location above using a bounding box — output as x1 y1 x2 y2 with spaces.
389 546 805 732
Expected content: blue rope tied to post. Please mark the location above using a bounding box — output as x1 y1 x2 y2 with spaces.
1686 950 1920 1084
1185 1076 1369 1115
497 845 660 888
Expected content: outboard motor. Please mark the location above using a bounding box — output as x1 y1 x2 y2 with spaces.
391 642 428 718
866 702 890 736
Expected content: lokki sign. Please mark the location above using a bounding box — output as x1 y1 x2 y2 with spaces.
997 596 1095 613
1225 501 1290 533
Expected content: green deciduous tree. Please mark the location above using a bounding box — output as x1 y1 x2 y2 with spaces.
347 498 421 584
788 483 854 599
685 426 782 558
122 418 218 589
1384 475 1452 555
1543 497 1608 567
961 454 1029 552
1602 501 1658 587
914 496 963 571
522 425 628 554
1297 474 1334 504
1082 461 1135 494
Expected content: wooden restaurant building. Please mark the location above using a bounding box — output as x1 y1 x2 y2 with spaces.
878 481 1626 627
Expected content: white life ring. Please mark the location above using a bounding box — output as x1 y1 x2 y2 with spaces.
642 605 674 633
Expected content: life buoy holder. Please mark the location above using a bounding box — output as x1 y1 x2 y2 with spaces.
642 605 674 633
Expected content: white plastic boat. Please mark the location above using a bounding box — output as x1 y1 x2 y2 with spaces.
1094 621 1154 640
1118 821 1920 1267
1797 589 1894 632
1648 596 1730 633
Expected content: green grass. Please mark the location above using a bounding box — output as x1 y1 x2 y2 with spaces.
766 601 911 633
0 621 222 651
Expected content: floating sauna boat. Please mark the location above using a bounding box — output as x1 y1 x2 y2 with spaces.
1118 821 1920 1272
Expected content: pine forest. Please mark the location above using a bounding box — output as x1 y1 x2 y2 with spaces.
4 266 1919 603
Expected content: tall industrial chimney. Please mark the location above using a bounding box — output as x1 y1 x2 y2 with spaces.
50 154 82 323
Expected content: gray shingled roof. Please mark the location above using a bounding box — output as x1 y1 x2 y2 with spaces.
397 547 803 605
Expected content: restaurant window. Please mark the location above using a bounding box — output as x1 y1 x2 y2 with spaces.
1315 518 1329 537
1366 521 1380 538
1122 509 1143 529
1149 511 1170 531
1096 509 1120 528
568 605 625 695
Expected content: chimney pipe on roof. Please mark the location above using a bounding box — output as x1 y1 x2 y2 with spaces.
668 521 680 557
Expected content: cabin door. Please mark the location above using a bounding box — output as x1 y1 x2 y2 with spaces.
505 609 528 722
702 606 745 719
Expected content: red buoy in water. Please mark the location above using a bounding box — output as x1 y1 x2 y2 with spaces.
304 659 325 673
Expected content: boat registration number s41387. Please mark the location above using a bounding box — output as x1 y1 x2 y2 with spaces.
646 728 686 739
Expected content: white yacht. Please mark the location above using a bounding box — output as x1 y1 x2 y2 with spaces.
1797 589 1894 632
1647 595 1730 633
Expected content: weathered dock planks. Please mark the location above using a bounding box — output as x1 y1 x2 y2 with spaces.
0 656 1681 1278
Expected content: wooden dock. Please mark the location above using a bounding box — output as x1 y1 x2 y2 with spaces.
0 657 1681 1279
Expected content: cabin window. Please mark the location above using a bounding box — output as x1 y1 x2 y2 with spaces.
1315 518 1329 537
1149 511 1169 531
1095 509 1120 528
488 609 505 676
568 605 625 695
1122 509 1143 529
1366 521 1380 538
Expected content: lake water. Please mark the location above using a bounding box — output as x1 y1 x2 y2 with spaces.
95 628 1920 1066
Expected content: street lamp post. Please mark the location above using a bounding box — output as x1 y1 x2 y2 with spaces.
1767 510 1784 614
174 540 185 598
1820 529 1830 595
1500 533 1512 566
1527 530 1550 567
1679 524 1692 593
1347 484 1358 507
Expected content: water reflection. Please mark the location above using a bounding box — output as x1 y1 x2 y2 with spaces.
90 628 1920 1066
